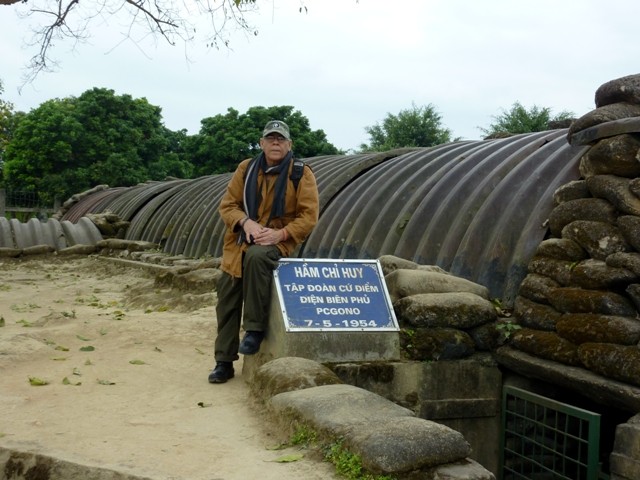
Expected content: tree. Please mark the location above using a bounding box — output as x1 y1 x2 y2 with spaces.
0 79 22 172
3 0 284 85
186 105 340 176
479 101 575 138
360 103 453 152
2 87 187 203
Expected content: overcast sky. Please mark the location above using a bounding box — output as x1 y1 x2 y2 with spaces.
1 0 638 152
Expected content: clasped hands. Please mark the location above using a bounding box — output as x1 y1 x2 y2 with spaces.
242 219 285 245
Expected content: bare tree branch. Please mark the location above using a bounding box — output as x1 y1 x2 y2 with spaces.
8 0 262 88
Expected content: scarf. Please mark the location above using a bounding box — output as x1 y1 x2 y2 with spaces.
243 150 293 227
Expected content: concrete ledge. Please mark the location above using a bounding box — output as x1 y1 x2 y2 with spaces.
0 447 153 480
257 357 496 479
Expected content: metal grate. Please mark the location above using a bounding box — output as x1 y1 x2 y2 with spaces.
500 385 604 480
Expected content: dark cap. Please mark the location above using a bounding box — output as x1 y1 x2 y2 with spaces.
262 120 291 140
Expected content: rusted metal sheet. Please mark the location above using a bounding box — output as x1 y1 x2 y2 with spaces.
62 188 128 222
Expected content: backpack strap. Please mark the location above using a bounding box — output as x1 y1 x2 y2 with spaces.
290 159 306 191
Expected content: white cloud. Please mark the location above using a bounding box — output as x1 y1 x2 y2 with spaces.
1 0 639 151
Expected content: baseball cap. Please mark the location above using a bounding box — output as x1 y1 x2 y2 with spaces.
262 120 291 140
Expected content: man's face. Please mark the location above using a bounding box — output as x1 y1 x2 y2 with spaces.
260 133 292 165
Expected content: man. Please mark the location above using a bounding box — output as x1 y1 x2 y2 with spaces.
208 120 319 383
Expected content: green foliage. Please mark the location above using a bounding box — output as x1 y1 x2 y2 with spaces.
2 87 187 204
290 425 318 447
361 103 452 152
479 101 574 137
325 440 364 478
324 439 395 480
186 105 341 175
496 320 522 340
0 79 24 178
286 427 394 480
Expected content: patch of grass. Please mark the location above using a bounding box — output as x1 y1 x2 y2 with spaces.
324 440 364 479
287 427 395 480
324 439 394 480
290 425 317 448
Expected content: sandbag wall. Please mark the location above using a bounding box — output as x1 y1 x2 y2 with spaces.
508 75 640 391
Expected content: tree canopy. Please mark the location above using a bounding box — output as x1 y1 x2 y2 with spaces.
186 105 341 176
0 86 340 204
2 87 191 204
479 101 574 138
0 80 19 170
360 103 453 152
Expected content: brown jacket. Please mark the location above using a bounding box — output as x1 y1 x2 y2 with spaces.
218 158 319 278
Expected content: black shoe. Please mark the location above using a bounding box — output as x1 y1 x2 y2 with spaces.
208 362 234 384
238 331 264 355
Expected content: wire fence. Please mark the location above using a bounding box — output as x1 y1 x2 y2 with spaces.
3 189 46 208
0 188 58 219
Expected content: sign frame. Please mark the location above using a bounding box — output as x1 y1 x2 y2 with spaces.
273 258 399 332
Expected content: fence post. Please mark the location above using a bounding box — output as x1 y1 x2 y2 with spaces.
0 189 5 217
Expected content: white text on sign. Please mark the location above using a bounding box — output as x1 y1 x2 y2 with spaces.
294 265 364 279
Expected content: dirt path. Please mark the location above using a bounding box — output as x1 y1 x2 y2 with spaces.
0 256 337 479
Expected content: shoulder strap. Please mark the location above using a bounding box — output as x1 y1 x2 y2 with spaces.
290 159 306 190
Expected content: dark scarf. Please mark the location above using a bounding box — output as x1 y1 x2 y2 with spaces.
243 151 293 226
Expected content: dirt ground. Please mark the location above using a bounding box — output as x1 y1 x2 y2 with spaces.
0 255 337 480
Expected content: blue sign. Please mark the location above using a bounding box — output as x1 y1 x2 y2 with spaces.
274 259 399 332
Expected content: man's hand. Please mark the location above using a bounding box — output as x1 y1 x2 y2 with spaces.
243 220 283 245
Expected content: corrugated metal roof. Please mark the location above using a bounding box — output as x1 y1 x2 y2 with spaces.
60 129 591 303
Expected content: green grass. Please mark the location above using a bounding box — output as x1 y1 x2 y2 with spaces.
288 427 396 480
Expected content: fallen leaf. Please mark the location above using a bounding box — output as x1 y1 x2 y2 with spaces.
55 345 69 351
0 316 4 327
195 348 205 355
51 357 68 361
72 368 82 376
28 376 49 386
97 379 115 385
154 346 163 352
76 334 91 341
62 377 81 386
197 402 212 408
129 359 147 365
79 346 95 352
271 453 304 463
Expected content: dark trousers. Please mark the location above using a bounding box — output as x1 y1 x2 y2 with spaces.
214 245 281 362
